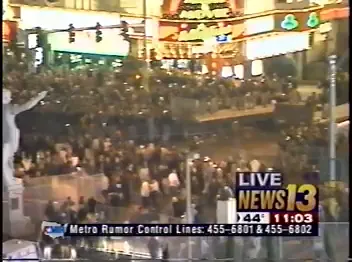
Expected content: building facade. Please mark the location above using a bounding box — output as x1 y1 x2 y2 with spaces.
4 0 349 76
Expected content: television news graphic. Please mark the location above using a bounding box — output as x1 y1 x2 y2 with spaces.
235 172 318 236
236 212 270 224
41 223 318 237
41 221 67 239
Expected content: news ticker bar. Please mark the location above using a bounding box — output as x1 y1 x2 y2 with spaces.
65 223 318 237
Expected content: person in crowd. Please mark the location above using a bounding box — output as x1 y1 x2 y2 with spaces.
168 169 180 197
140 179 151 208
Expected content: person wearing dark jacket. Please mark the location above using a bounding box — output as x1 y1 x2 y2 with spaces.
172 197 186 218
161 243 169 262
147 237 160 259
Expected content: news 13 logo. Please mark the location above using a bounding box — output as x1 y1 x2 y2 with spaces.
235 172 318 212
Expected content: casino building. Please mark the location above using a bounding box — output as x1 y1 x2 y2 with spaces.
4 0 349 76
157 0 349 78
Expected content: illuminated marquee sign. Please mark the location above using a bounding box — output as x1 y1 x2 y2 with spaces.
159 20 244 42
180 0 230 19
163 0 238 20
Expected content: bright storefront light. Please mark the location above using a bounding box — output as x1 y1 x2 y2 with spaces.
19 7 121 30
246 32 310 60
251 60 263 76
221 66 233 78
233 65 244 79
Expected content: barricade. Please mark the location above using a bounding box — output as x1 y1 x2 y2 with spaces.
23 173 108 222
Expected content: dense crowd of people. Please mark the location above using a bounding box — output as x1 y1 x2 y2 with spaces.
3 52 349 261
4 61 309 118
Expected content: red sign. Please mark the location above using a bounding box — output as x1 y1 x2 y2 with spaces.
2 21 17 42
321 7 349 21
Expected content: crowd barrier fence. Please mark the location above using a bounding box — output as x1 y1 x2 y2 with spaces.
23 173 109 222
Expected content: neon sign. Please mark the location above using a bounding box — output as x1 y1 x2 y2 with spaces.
178 22 244 41
280 12 321 31
307 12 320 28
184 0 227 4
179 4 230 19
179 23 232 41
281 14 299 30
176 0 232 20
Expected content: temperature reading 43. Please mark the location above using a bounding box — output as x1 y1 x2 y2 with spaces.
236 212 270 224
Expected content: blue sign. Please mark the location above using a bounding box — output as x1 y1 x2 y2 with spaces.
216 35 230 43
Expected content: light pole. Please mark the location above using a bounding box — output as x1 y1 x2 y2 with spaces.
328 55 337 182
142 0 150 92
185 153 193 262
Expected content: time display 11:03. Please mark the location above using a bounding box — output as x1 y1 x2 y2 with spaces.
272 213 316 224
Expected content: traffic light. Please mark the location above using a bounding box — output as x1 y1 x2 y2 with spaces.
68 24 75 43
95 22 102 43
139 48 146 59
150 49 161 69
150 49 157 61
35 27 43 47
120 20 129 41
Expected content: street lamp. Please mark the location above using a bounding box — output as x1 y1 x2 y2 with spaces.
185 153 193 262
142 0 150 92
184 152 200 261
328 55 337 182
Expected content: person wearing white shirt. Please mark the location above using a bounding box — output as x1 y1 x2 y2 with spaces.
168 170 180 196
140 181 150 208
139 167 150 182
249 159 261 172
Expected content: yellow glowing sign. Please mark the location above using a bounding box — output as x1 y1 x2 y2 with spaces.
184 0 226 3
179 4 230 19
178 22 244 41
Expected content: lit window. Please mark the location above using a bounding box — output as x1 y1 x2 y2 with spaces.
201 64 209 74
251 60 263 76
221 66 233 78
233 65 244 79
